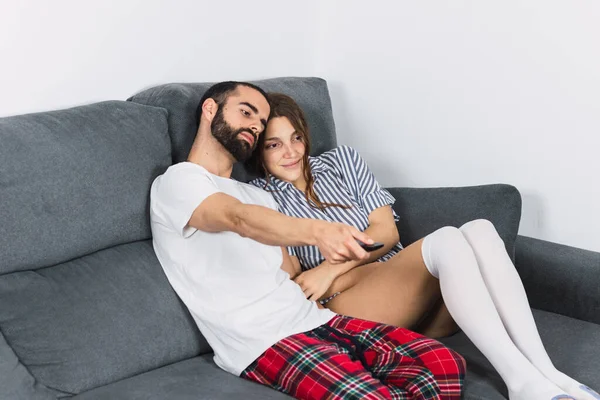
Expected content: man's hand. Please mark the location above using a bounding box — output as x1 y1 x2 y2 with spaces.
294 266 337 302
313 221 373 264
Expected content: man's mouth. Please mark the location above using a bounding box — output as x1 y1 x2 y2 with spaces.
238 131 255 147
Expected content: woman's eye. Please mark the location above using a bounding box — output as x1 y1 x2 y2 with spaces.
294 135 303 142
266 143 280 150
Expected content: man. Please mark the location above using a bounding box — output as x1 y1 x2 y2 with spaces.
150 81 465 399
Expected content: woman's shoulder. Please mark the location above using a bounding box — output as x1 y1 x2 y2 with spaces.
318 145 358 159
315 146 362 173
317 145 359 163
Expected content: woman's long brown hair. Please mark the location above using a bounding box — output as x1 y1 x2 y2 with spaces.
250 93 349 211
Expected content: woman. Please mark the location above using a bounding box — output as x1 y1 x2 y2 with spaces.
248 93 599 400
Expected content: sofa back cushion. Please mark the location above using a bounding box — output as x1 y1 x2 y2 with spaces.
0 101 207 396
0 101 171 274
128 77 337 182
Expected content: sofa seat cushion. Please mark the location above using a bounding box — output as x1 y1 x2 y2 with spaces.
72 355 292 400
440 309 600 399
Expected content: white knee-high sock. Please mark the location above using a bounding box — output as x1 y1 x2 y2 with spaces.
422 227 570 400
459 219 600 400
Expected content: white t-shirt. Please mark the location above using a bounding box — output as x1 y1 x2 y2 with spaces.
150 162 335 376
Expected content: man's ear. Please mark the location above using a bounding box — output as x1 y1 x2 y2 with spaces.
201 98 219 123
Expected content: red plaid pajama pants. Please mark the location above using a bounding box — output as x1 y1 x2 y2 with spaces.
241 315 466 399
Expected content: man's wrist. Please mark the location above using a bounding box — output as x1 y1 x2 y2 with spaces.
305 219 325 246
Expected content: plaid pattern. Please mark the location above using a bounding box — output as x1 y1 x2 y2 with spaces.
241 315 465 399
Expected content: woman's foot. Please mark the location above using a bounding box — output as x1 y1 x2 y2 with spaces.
508 376 575 400
544 368 600 400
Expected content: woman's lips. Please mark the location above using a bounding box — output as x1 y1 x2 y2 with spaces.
281 159 301 168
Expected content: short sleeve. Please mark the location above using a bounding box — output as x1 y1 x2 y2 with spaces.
332 146 400 221
150 163 220 238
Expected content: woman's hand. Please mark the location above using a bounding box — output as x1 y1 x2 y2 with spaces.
294 265 337 301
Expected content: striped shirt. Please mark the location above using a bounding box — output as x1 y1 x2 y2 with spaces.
250 145 403 271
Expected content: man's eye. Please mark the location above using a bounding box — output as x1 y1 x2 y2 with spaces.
241 110 250 116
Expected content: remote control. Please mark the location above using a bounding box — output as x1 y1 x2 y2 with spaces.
358 241 384 252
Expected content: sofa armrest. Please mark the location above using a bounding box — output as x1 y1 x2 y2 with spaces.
515 235 600 324
386 184 522 261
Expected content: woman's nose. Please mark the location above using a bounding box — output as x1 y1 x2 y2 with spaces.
283 142 297 157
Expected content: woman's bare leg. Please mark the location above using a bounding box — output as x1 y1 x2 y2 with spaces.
414 299 460 339
325 239 442 328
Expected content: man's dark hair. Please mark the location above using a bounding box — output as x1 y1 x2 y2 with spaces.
195 81 268 130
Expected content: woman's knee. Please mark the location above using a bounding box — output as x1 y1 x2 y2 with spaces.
421 226 469 277
460 218 497 236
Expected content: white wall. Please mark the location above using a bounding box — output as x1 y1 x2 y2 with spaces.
316 1 600 252
2 1 599 251
0 0 319 116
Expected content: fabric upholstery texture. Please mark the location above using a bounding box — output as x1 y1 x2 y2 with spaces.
128 77 337 182
72 355 292 400
0 330 58 400
515 235 600 324
388 184 522 261
0 101 171 275
0 240 206 396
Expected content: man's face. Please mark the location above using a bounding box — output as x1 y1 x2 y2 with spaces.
211 86 270 163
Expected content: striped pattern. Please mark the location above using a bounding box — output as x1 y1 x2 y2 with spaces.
251 146 403 270
241 315 466 399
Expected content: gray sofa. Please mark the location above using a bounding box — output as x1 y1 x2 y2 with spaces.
1 77 598 400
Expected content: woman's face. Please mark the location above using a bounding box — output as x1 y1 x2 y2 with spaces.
262 116 306 185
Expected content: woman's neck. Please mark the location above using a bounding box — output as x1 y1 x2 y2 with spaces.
291 176 307 192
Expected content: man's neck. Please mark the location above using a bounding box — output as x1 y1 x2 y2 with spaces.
187 132 235 178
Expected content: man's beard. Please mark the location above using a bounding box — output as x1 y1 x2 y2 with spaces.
211 108 256 163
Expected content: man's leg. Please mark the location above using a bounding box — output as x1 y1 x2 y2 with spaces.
330 315 466 400
241 317 397 400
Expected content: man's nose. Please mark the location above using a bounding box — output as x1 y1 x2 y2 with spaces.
249 118 261 134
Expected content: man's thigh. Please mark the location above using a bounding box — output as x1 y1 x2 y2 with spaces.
329 316 466 400
241 325 392 400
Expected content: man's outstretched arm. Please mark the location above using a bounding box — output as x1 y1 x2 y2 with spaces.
188 192 372 264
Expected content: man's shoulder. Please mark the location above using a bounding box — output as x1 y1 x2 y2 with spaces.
153 162 216 190
163 162 210 179
240 179 274 198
